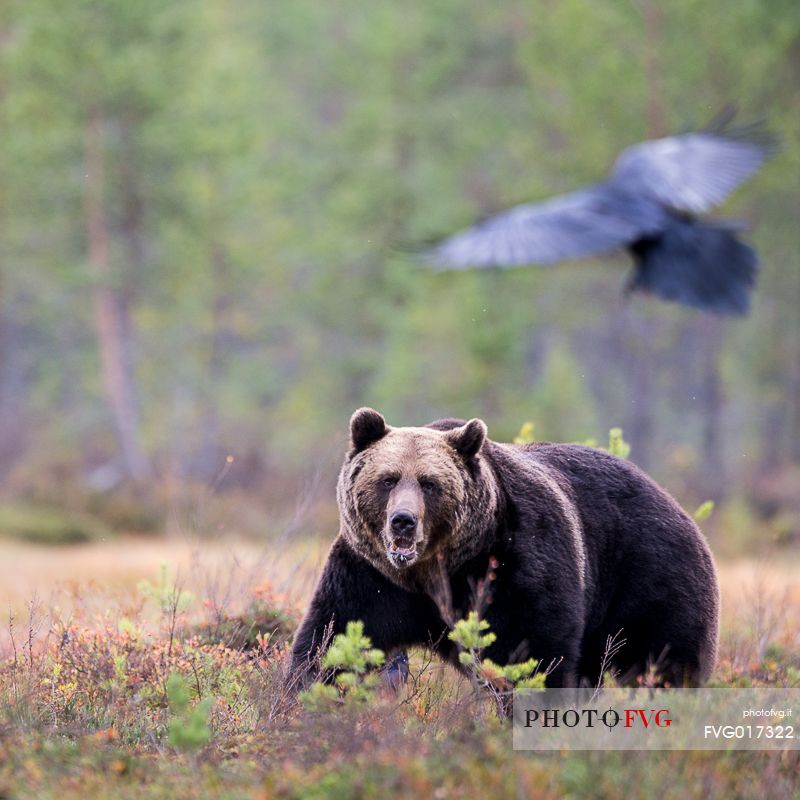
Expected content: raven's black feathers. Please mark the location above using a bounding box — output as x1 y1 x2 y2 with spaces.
428 111 774 315
628 219 758 315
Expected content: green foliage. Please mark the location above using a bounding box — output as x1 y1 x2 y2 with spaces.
579 427 631 459
449 611 496 653
480 657 546 691
137 564 194 615
165 673 213 752
297 681 342 712
606 428 631 460
517 421 631 463
513 421 535 445
299 621 385 710
0 503 111 545
449 612 544 691
694 500 716 522
321 621 385 675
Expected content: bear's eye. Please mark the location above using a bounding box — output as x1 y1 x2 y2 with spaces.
380 476 398 489
419 478 439 494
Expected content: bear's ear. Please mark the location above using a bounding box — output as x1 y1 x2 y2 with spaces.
446 418 487 461
349 407 388 455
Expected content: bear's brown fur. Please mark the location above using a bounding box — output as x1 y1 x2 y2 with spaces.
289 408 719 689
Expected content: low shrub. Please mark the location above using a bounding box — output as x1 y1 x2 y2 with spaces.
0 503 112 545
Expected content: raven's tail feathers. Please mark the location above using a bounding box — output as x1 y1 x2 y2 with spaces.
627 219 758 315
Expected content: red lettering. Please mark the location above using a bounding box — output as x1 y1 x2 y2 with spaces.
624 709 660 728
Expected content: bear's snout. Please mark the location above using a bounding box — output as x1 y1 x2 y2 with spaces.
387 509 420 567
390 510 417 537
385 496 423 567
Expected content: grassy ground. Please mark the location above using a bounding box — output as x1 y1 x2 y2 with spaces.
2 536 798 623
0 536 327 624
1 537 798 799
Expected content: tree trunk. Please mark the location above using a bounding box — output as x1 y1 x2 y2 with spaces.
0 278 25 475
119 112 146 295
84 107 150 480
0 21 25 474
616 1 671 470
611 306 656 470
196 243 228 479
642 2 666 138
612 1 669 471
697 315 726 499
788 224 800 463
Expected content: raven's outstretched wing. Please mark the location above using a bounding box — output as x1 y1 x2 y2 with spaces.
429 185 653 269
610 123 772 214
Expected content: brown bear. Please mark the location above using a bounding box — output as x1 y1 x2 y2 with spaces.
288 408 719 689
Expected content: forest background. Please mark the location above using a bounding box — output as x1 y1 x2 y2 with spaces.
0 0 798 554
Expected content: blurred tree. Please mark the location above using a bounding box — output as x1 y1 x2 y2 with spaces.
3 0 199 480
0 0 796 528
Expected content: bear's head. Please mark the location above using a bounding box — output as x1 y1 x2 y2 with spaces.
337 407 499 584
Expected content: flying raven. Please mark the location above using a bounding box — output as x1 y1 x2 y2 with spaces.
428 111 774 315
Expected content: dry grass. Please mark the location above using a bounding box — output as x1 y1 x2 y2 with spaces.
3 535 798 631
0 535 328 623
0 537 798 799
717 558 800 614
